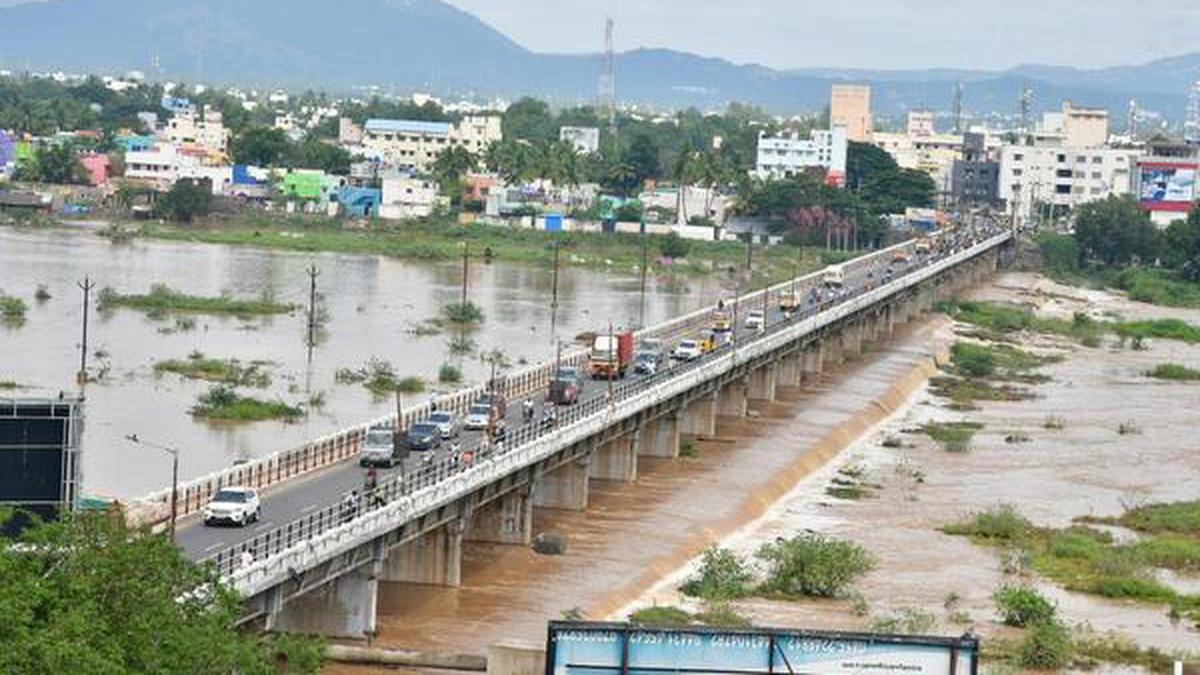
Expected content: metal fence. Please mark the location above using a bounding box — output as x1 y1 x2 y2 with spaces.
206 228 1008 578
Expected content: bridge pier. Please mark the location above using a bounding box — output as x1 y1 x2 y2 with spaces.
265 554 380 640
718 378 748 417
747 364 777 402
680 392 717 438
638 414 680 459
839 321 863 359
776 350 803 389
590 430 639 482
467 488 533 546
801 341 825 385
380 520 464 587
533 457 590 510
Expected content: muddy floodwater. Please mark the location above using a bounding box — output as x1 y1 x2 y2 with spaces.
323 312 951 670
0 226 727 500
628 272 1200 657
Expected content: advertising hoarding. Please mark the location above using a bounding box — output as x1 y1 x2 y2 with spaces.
547 622 979 675
1139 163 1196 209
0 398 84 537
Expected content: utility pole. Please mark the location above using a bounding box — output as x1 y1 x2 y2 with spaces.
305 265 320 362
125 434 180 544
638 227 648 328
550 240 561 341
461 241 470 306
76 276 95 385
606 322 615 409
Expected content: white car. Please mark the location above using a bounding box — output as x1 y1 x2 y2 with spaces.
745 310 765 332
428 411 459 439
671 339 703 362
203 487 260 528
464 403 492 431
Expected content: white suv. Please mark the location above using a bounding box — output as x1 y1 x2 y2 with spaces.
203 487 261 528
745 310 766 332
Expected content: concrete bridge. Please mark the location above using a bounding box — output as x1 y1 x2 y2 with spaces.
183 226 1011 638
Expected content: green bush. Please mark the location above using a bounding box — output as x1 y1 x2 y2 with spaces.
629 605 693 626
438 364 463 384
396 376 426 394
1036 232 1080 273
951 343 996 378
993 585 1057 627
680 547 753 602
755 534 876 599
1146 363 1200 381
442 302 485 325
1119 500 1200 535
692 602 751 627
1017 620 1073 669
659 232 691 259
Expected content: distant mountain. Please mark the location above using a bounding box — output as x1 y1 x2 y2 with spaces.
0 0 1193 120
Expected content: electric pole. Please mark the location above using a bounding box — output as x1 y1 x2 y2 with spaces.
638 228 648 328
461 241 470 306
305 265 320 362
76 276 95 385
550 241 560 339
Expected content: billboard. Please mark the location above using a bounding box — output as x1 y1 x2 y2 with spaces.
547 622 979 675
1139 164 1196 209
0 398 84 537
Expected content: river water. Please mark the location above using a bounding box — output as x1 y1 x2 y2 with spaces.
0 226 727 500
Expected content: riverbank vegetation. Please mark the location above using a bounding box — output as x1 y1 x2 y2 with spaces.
154 352 272 388
97 283 296 317
1035 197 1200 308
335 359 425 396
1146 363 1200 381
191 385 304 422
628 603 750 628
0 379 20 389
939 299 1200 346
943 504 1200 627
930 341 1059 410
0 510 323 674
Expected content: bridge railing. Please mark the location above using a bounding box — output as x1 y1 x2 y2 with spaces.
206 228 1008 580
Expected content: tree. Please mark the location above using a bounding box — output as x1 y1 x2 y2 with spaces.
432 146 477 187
15 143 86 184
613 200 644 223
0 510 321 674
625 133 661 188
846 141 899 191
286 139 351 175
158 179 213 223
230 127 290 166
1162 208 1200 268
603 161 641 198
502 97 556 143
1073 195 1160 266
659 232 691 259
859 168 936 216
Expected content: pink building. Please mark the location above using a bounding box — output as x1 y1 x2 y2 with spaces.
80 153 111 186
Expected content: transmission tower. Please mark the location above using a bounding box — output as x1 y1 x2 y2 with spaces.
1186 80 1200 145
599 17 617 152
1126 99 1138 138
1019 83 1034 133
953 80 964 134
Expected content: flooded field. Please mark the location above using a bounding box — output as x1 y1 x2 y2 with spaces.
323 313 952 671
0 226 726 499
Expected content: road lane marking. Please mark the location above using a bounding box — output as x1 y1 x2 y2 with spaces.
253 521 275 532
300 504 319 513
204 542 224 553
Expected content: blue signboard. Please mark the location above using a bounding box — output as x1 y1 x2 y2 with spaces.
546 622 979 675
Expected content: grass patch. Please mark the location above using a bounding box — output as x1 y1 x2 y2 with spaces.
945 505 1200 627
629 602 751 628
154 352 272 388
993 585 1056 627
929 376 1031 410
191 385 304 422
0 294 28 326
97 283 295 317
1111 500 1200 536
336 359 424 396
438 364 463 385
1147 363 1200 381
921 421 983 453
1114 318 1200 344
679 439 699 458
868 607 937 635
680 547 753 602
628 605 693 626
0 379 21 390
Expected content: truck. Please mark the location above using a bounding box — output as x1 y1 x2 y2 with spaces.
779 290 801 315
823 264 846 290
589 330 635 380
711 308 733 333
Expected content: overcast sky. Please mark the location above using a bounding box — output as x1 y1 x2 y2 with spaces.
1 0 1195 71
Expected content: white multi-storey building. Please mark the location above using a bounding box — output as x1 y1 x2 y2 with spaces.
163 106 230 160
560 126 601 154
998 143 1138 225
362 116 501 174
754 128 848 185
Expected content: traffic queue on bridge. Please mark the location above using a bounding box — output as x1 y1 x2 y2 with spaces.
199 221 1006 535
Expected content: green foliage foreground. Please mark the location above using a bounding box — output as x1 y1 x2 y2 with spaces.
0 510 322 674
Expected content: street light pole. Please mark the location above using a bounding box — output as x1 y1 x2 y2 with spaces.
125 434 179 543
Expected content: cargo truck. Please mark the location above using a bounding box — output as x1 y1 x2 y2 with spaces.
589 330 635 380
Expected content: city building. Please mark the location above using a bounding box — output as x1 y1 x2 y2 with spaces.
869 129 970 195
1136 143 1198 227
560 126 601 154
380 175 440 219
754 128 848 185
124 144 202 185
907 110 936 136
998 144 1138 226
830 85 872 142
950 132 1000 206
79 153 111 186
162 105 230 161
362 116 501 174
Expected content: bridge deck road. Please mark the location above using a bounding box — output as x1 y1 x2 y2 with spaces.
177 252 891 561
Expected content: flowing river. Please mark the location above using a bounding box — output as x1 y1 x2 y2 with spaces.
0 225 728 500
